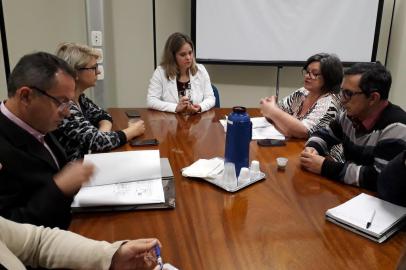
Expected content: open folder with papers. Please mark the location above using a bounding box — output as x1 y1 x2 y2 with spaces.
325 193 406 243
71 151 175 212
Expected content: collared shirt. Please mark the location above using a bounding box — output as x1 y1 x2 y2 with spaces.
348 100 389 132
0 101 60 168
362 100 389 131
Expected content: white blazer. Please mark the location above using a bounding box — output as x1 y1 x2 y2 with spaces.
146 64 216 113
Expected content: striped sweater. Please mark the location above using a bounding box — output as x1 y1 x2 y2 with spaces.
306 103 406 190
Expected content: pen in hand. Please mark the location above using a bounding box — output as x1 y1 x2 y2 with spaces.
155 245 163 270
366 209 376 229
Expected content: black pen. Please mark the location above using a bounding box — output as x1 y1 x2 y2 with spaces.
366 209 376 229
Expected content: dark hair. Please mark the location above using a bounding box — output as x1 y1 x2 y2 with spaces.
303 53 343 93
344 62 391 100
7 51 76 97
160 32 197 79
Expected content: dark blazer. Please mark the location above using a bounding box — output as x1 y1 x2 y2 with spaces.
0 111 72 229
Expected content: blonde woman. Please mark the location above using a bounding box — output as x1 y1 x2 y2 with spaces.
53 42 145 160
147 32 215 114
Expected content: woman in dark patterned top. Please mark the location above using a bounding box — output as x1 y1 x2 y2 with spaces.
53 43 145 161
260 53 343 139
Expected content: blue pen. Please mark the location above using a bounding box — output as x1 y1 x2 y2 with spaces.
155 245 163 270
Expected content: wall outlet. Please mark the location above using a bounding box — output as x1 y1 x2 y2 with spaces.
91 31 102 46
94 48 103 63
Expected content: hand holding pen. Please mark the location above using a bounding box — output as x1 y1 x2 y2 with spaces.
152 245 179 270
109 238 161 270
155 245 163 269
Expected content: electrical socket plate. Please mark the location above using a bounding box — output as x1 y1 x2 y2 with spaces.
91 31 102 46
97 65 104 80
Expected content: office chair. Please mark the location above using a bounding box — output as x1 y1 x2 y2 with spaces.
212 84 220 108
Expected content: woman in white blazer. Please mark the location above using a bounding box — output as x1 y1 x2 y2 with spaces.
147 32 215 114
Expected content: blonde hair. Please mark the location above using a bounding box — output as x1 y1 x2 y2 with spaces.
56 42 101 70
160 32 197 80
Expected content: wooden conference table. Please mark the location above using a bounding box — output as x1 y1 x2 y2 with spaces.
69 108 406 270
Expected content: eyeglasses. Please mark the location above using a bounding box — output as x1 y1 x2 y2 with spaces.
340 89 365 100
78 63 98 74
29 86 71 112
302 69 322 80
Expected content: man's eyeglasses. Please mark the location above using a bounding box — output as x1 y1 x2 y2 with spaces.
78 63 98 74
29 86 71 112
340 89 365 100
302 69 322 80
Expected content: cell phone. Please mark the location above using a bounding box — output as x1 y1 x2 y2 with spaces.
130 139 159 146
125 110 141 118
257 139 286 147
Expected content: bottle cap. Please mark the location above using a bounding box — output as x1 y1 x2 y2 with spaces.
276 157 288 170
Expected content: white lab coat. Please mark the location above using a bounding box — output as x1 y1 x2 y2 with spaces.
146 64 215 113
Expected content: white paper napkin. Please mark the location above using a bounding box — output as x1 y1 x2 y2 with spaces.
182 158 224 178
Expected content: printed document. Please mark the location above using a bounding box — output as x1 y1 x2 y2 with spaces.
72 150 165 207
220 117 285 140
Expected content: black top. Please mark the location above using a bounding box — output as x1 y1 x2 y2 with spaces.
176 80 190 97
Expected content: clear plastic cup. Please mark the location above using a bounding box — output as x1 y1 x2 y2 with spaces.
223 162 237 189
238 167 250 186
249 160 260 179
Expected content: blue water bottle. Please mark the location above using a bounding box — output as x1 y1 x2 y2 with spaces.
224 106 252 177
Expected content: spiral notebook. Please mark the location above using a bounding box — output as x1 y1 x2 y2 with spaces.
325 193 406 243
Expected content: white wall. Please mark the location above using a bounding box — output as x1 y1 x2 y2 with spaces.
0 0 87 100
387 0 406 109
106 0 154 107
0 0 404 109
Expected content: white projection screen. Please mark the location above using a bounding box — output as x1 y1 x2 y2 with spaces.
192 0 383 65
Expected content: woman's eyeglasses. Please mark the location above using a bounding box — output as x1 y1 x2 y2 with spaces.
29 86 71 112
302 69 322 80
78 64 98 74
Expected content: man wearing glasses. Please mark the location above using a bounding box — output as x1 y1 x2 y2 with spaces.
300 62 406 191
0 52 94 229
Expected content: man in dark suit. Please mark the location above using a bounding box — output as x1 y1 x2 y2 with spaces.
0 52 94 229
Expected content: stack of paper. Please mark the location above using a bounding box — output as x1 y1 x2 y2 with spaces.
326 193 406 243
219 117 285 140
72 150 165 208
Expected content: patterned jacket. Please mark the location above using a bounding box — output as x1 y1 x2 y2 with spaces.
278 87 341 135
53 94 126 161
